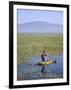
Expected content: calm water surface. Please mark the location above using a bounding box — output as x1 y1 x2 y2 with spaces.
17 55 63 80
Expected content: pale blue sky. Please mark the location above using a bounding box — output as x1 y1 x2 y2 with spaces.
17 9 63 25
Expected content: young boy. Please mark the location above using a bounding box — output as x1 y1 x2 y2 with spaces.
41 50 47 61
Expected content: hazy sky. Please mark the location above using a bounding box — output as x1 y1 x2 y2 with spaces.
17 9 63 25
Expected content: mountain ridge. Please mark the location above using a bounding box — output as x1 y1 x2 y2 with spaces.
17 21 63 33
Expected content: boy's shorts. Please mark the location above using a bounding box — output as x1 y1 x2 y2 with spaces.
42 57 45 61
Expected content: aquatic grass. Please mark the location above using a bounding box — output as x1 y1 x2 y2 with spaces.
17 33 63 64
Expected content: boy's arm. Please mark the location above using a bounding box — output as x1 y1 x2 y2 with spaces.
45 52 47 56
45 54 47 56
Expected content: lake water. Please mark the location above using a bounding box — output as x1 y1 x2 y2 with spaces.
17 55 63 80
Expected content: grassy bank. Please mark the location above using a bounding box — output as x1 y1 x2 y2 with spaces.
17 33 63 64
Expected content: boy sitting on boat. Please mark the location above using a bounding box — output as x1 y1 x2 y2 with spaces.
41 50 47 62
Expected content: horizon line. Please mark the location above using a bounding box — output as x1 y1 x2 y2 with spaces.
17 21 63 25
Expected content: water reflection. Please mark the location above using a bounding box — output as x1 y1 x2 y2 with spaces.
40 66 47 78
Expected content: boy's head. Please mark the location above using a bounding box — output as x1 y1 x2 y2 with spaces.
43 50 45 53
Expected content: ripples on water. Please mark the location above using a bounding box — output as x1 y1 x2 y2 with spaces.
17 55 63 80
